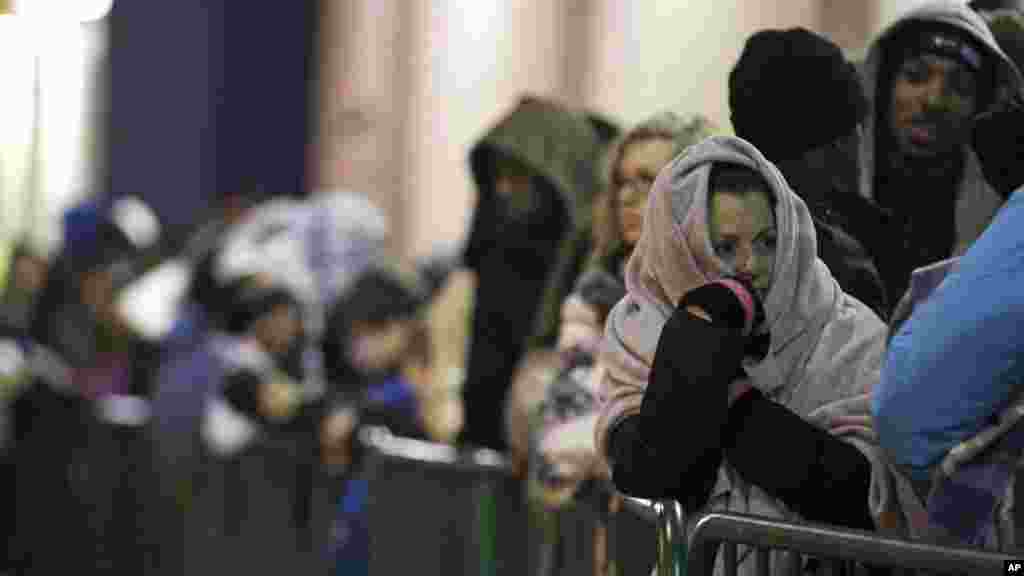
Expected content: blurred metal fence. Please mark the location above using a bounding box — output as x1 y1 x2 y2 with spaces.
171 414 333 576
685 512 1019 576
360 426 661 576
16 407 1020 576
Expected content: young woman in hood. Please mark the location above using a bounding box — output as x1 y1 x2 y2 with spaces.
595 136 896 574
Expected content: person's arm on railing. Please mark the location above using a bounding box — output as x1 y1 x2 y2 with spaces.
723 390 876 531
608 280 753 512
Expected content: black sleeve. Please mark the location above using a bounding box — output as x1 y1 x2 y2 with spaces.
724 390 875 531
608 300 747 511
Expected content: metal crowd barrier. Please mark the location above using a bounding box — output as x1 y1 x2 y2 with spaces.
619 496 686 576
685 512 1019 576
359 426 662 576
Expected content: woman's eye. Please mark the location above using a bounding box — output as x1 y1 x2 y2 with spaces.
901 61 929 83
714 242 736 259
948 72 977 103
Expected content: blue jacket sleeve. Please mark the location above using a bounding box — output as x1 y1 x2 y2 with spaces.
873 189 1024 480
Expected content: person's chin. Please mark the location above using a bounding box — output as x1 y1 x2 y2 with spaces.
898 133 944 160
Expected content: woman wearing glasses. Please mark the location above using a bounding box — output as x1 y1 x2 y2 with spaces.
590 113 716 282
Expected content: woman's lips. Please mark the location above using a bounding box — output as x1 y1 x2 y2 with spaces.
909 125 937 146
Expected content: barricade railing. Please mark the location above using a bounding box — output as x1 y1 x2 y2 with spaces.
358 426 663 575
619 496 686 576
685 511 1019 576
360 426 521 575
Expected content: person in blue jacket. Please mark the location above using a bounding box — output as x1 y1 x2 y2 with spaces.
873 97 1024 489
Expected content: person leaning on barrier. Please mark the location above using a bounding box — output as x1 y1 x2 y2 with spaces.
594 137 900 573
320 264 463 469
200 273 312 457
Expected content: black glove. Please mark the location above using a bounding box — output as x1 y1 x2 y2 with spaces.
677 276 765 337
974 99 1024 201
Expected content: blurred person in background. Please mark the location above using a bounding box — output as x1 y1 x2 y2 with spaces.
856 0 1023 304
508 269 635 576
0 241 49 334
590 112 716 283
149 187 276 530
161 187 265 356
530 110 621 348
506 268 625 507
729 27 890 318
194 268 327 576
13 195 164 574
459 95 604 452
321 263 462 576
0 316 40 571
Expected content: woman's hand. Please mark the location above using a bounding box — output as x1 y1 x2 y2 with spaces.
677 276 764 336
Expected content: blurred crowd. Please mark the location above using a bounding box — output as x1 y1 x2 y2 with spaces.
3 1 1024 575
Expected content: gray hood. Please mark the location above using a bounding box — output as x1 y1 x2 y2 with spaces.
858 0 1024 256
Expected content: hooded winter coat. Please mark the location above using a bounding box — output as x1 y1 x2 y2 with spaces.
873 187 1024 549
595 136 896 575
856 0 1024 302
462 96 603 451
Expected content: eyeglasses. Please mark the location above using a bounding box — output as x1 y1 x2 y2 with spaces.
615 175 656 208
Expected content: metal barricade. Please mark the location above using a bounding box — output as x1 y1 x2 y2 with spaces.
360 427 668 576
620 497 687 576
361 426 524 575
538 486 658 576
173 414 332 576
685 512 1018 576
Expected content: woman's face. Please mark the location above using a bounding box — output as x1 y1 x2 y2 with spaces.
708 189 777 298
615 137 676 249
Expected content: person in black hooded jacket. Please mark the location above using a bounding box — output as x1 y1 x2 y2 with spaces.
729 27 891 319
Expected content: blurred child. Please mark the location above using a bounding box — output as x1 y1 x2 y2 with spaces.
322 263 463 575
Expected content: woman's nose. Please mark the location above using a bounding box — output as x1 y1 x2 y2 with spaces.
735 246 756 276
924 76 957 112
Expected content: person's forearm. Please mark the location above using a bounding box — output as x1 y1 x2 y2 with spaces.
609 416 722 512
609 311 745 508
725 390 875 530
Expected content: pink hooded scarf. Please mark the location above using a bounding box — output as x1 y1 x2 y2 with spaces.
594 136 900 569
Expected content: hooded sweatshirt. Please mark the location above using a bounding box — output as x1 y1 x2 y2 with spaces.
595 136 895 575
857 0 1024 301
462 96 603 451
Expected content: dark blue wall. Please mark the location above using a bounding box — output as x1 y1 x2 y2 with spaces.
107 1 318 246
